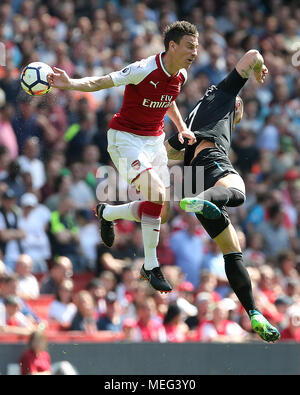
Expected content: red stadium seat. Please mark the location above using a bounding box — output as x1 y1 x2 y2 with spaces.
45 331 125 343
0 334 25 343
26 295 55 321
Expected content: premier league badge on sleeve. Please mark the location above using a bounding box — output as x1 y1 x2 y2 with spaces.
121 67 131 76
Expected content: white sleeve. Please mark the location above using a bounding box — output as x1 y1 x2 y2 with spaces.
109 56 157 87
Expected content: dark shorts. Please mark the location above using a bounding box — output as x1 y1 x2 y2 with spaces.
189 147 239 192
189 148 238 239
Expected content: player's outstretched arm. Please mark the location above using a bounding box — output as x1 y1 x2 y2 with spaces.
236 49 268 84
47 67 114 91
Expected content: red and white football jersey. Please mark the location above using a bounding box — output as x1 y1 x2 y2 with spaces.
108 52 187 137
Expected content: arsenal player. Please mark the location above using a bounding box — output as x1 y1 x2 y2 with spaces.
48 21 198 293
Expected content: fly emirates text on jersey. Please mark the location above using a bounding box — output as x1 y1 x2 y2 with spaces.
142 95 173 108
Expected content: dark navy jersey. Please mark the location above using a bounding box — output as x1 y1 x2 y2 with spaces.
168 69 247 165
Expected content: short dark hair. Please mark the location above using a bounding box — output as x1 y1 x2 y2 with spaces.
163 20 198 51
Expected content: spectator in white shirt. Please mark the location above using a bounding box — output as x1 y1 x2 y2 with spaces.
48 278 77 329
15 254 40 300
19 193 51 273
17 137 46 190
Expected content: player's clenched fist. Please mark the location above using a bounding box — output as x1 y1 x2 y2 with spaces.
254 64 268 84
178 129 196 145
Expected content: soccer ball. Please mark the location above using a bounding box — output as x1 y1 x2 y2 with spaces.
20 62 53 96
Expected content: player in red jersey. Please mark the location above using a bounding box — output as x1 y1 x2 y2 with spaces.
48 21 198 293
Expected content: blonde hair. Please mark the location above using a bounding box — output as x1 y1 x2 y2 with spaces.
28 330 47 351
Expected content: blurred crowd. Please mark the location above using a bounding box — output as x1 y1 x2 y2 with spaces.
0 0 300 344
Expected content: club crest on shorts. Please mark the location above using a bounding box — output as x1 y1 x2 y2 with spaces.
131 160 141 170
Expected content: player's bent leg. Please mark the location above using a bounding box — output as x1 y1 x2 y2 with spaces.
201 185 246 208
180 175 245 216
214 173 245 194
94 167 166 247
180 172 246 218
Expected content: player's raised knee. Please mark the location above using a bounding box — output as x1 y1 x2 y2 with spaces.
228 187 246 207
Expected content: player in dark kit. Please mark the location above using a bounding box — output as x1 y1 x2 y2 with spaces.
165 49 280 342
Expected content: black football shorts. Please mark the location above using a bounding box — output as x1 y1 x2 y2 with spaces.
190 147 239 192
188 147 239 239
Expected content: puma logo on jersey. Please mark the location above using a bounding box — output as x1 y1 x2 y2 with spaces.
150 81 159 88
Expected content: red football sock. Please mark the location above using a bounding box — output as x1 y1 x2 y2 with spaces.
138 201 163 219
